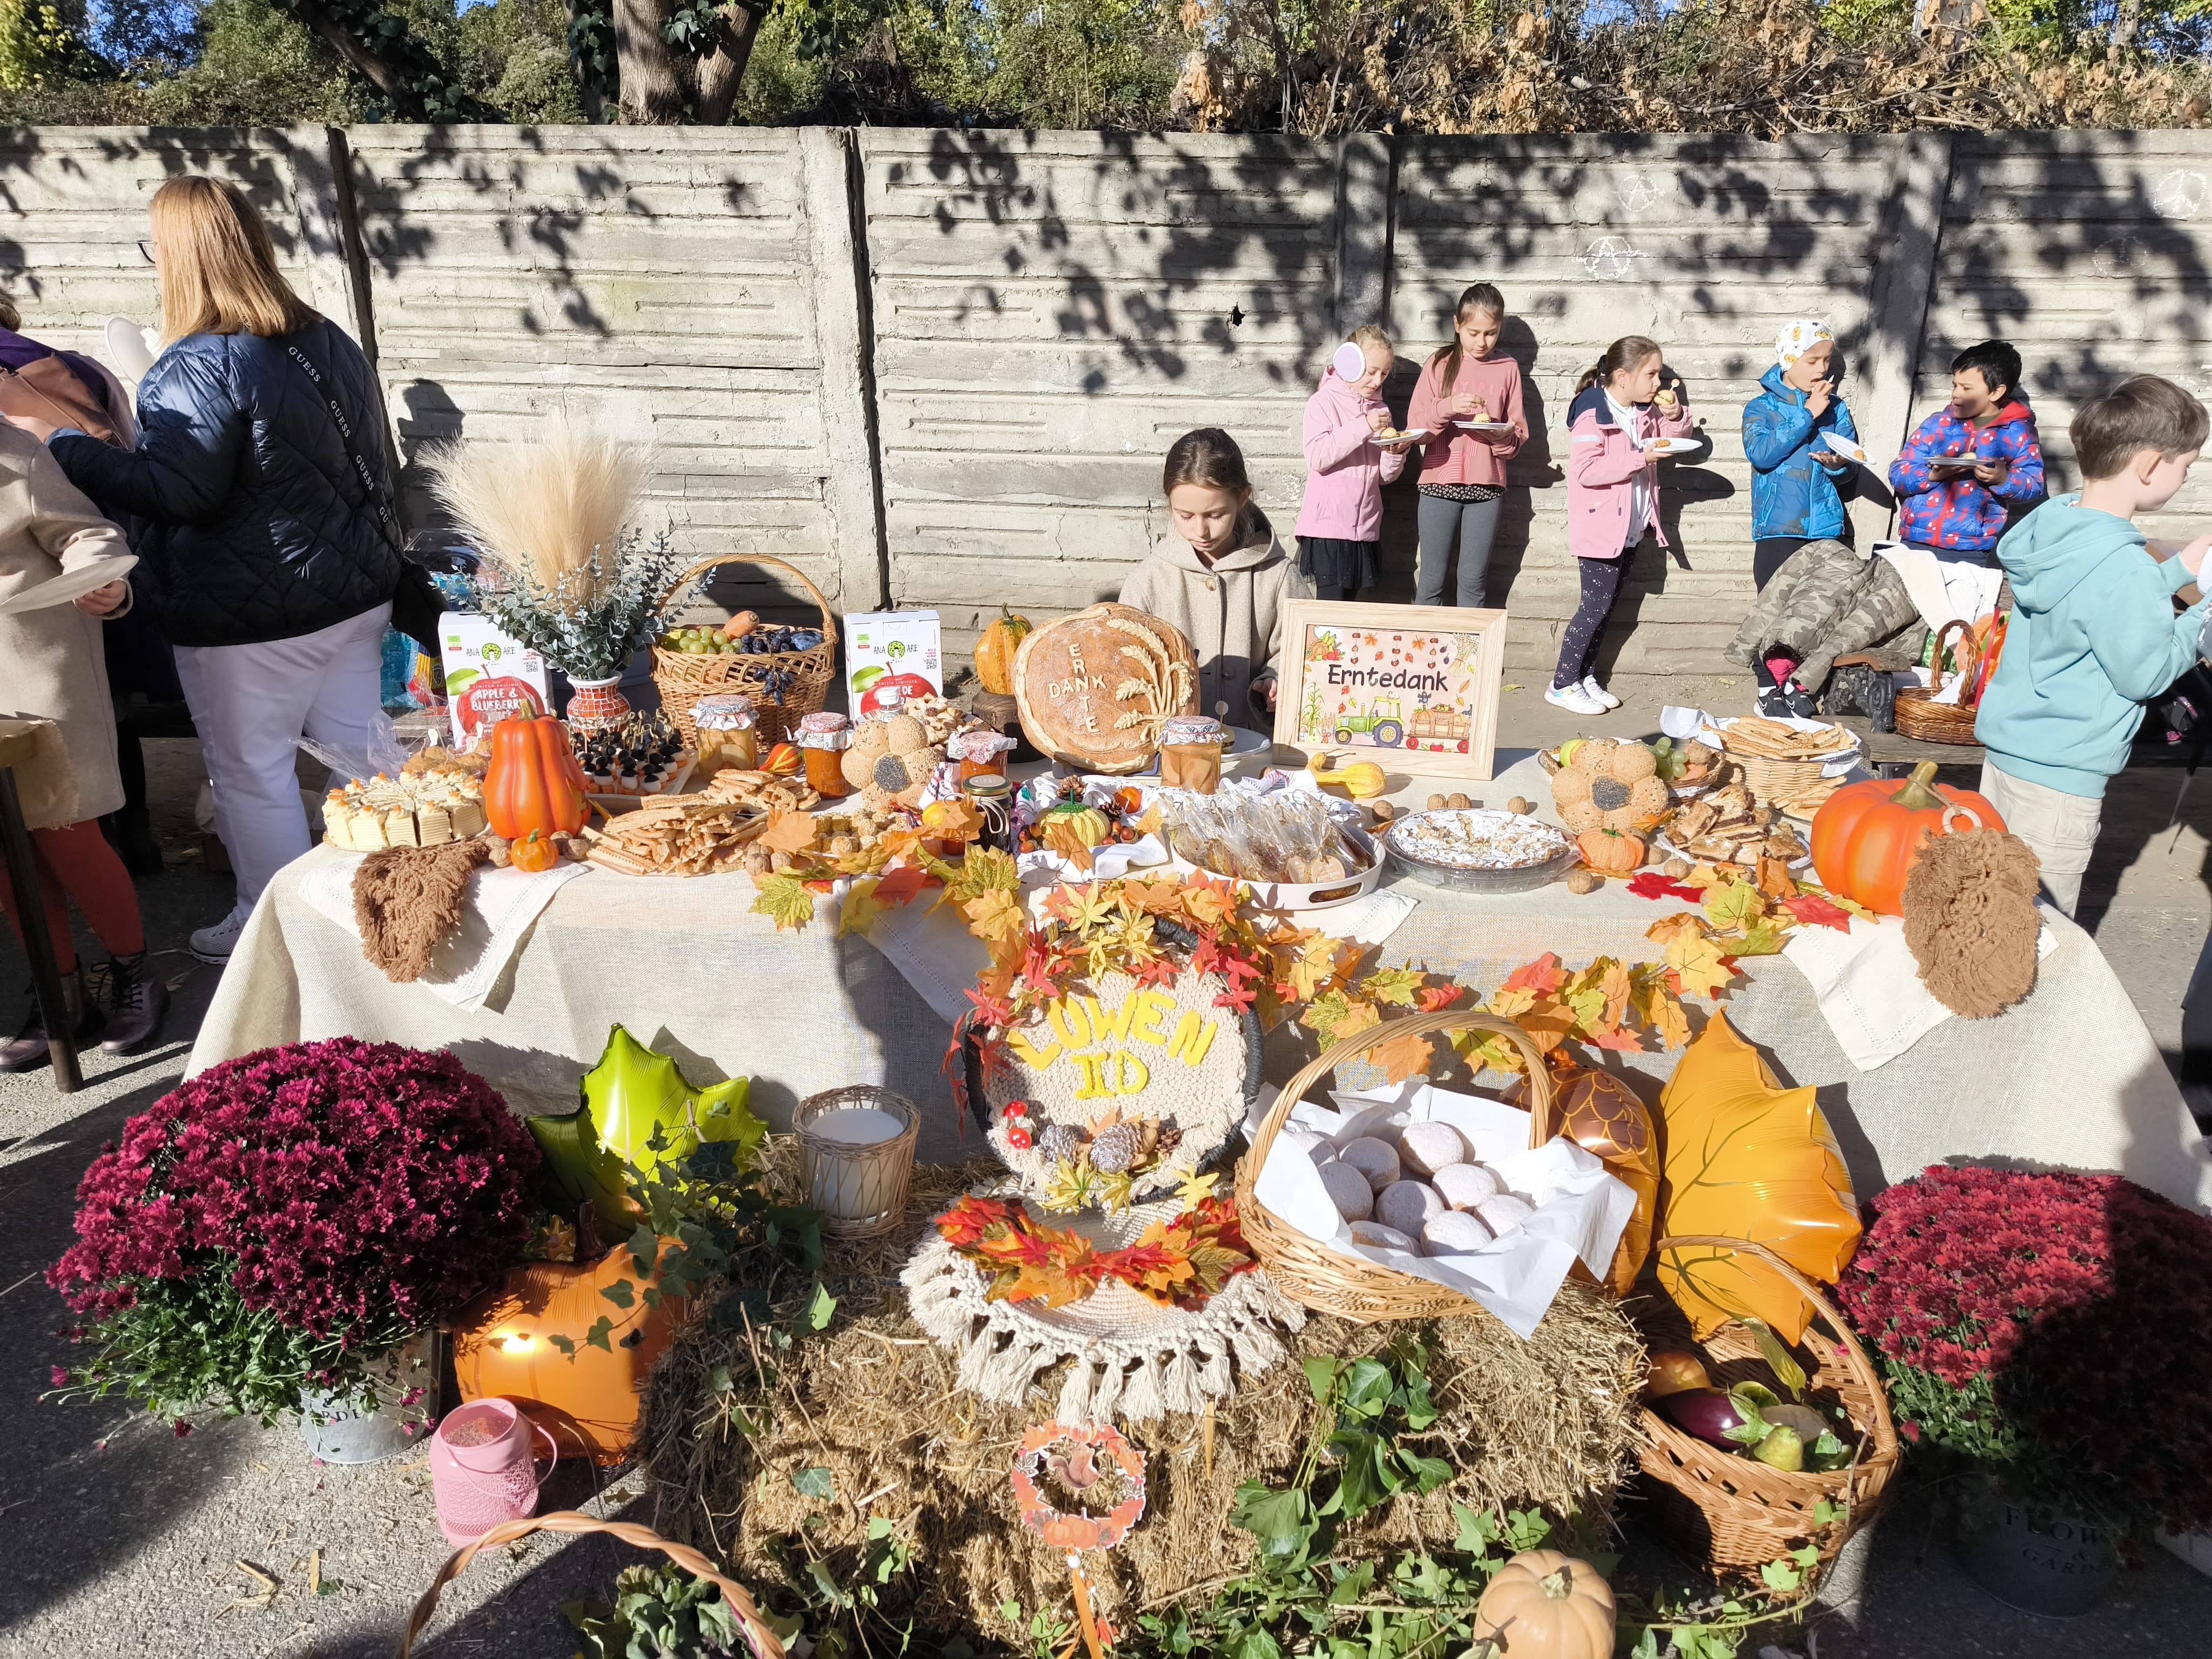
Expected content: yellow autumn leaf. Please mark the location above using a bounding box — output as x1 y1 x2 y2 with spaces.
1664 930 1735 1001
1367 1027 1435 1085
962 888 1026 946
838 875 885 939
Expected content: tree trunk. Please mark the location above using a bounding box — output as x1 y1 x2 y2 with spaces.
2113 0 2142 48
286 9 424 114
693 4 765 126
616 0 690 124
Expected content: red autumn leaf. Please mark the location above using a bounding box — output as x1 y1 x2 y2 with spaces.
1415 983 1466 1013
1628 871 1704 902
873 864 932 907
1783 893 1854 933
1501 953 1567 996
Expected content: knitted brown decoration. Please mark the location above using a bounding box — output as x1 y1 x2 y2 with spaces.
1902 828 2042 1019
353 838 491 983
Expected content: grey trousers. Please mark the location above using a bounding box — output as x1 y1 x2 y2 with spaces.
1415 491 1504 608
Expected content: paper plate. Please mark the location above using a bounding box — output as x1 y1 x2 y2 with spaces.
1456 420 1517 435
1820 435 1870 465
1378 427 1432 443
1646 434 1708 459
0 554 137 617
103 316 159 382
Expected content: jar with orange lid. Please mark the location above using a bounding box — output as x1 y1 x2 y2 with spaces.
798 711 852 798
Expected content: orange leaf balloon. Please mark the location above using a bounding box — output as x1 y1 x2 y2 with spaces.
1654 1013 1860 1341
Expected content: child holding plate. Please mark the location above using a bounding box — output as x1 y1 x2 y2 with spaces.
1548 335 1695 716
1292 324 1409 600
1744 319 1860 591
1887 339 2045 565
1405 282 1527 608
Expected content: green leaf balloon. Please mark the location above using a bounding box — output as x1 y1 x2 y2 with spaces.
578 1023 763 1177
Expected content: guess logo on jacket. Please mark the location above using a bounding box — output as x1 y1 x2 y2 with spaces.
1887 401 2045 553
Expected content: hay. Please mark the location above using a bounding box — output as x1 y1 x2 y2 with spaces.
640 1152 1645 1643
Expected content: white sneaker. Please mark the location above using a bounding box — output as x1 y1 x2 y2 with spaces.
189 903 251 966
1544 683 1606 716
1582 676 1622 710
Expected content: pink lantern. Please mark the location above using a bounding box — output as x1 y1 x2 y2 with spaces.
430 1399 556 1546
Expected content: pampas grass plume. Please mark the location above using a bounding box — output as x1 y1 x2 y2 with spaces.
427 414 648 606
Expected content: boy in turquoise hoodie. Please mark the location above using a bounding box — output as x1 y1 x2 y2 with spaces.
1975 376 2212 915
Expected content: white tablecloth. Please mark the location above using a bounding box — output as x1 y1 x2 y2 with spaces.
190 752 2212 1209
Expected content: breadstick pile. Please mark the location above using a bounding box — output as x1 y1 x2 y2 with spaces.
582 770 817 876
1716 716 1856 763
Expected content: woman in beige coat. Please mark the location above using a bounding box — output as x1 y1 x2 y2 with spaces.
1120 428 1314 724
0 422 166 1065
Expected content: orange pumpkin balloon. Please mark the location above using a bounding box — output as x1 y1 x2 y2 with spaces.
450 1245 684 1465
1810 760 2004 916
1508 1062 1659 1295
484 710 588 841
1654 1013 1861 1343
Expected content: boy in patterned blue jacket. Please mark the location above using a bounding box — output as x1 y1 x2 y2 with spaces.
1888 340 2046 564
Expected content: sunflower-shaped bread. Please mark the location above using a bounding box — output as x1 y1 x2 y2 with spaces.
1549 737 1671 834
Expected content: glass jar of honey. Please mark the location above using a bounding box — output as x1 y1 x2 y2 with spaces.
797 710 852 798
1158 714 1225 793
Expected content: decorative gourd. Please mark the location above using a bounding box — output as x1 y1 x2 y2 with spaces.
1472 1549 1616 1657
450 1246 683 1465
1043 804 1112 849
484 711 588 840
974 605 1034 696
1575 826 1644 874
763 741 802 777
1810 759 2005 916
1307 750 1387 799
509 828 559 872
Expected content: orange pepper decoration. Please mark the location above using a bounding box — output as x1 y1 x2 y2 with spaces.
484 711 588 840
1810 760 2005 916
1654 1013 1860 1343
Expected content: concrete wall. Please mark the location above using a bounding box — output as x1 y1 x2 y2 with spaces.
5 124 2212 673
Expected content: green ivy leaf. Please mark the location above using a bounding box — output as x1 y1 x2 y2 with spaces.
1230 1481 1312 1563
582 1315 615 1353
1761 1554 1804 1592
1303 1355 1343 1402
1503 1508 1552 1553
793 1466 835 1500
1339 1357 1395 1419
600 1278 636 1309
1452 1502 1501 1554
805 1282 838 1332
1813 1496 1842 1526
1397 1449 1454 1495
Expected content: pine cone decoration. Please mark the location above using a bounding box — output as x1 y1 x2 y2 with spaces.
1088 1120 1145 1175
1036 1123 1087 1166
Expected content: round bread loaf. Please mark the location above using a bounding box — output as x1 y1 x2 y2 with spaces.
1319 1160 1374 1222
1348 1221 1416 1252
1396 1121 1467 1178
1375 1179 1444 1236
1478 1193 1535 1237
1336 1136 1401 1191
1433 1163 1502 1211
1421 1210 1494 1257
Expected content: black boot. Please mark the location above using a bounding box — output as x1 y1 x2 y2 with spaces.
0 967 105 1072
99 951 168 1055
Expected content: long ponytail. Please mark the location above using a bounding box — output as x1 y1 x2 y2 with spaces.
1575 334 1662 396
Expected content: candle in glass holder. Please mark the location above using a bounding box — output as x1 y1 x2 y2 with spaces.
808 1107 905 1148
797 1088 919 1235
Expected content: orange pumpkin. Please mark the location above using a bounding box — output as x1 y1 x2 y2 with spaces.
450 1245 684 1465
1472 1549 1616 1657
1810 759 2004 916
509 828 559 873
974 605 1034 697
484 711 588 840
1575 826 1645 874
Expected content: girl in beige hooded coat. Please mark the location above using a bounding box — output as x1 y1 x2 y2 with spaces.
1120 428 1314 725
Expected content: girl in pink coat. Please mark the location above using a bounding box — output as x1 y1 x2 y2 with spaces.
1292 325 1413 599
1548 335 1694 715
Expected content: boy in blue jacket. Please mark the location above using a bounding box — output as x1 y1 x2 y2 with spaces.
1744 318 1859 590
1889 339 2045 564
1976 375 2212 915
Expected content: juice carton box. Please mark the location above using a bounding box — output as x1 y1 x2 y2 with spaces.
845 609 943 715
440 613 552 747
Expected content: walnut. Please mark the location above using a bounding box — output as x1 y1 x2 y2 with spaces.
1566 867 1603 895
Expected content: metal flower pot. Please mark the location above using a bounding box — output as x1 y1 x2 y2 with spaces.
299 1331 438 1465
1953 1477 2119 1617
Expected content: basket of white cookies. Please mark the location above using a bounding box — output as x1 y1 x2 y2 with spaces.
1236 1012 1640 1333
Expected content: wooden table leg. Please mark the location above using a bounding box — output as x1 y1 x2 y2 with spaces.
0 766 80 1092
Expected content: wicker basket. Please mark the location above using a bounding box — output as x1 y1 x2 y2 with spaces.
394 1509 785 1658
1632 1234 1899 1583
652 552 837 748
1236 1011 1559 1322
1892 619 1983 746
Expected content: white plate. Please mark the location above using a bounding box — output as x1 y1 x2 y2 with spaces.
1820 435 1870 465
1696 714 1862 776
1378 428 1432 443
1927 455 1979 474
1455 420 1516 435
1653 829 1812 874
0 554 137 616
1646 434 1708 459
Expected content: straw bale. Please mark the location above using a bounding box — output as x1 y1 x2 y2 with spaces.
640 1152 1644 1643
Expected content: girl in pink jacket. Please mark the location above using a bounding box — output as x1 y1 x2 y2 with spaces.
1405 283 1526 608
1292 324 1413 599
1548 334 1694 715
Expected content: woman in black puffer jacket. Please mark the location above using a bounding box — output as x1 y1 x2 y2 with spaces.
9 177 401 965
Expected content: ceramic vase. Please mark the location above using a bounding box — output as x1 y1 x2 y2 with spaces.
565 675 631 733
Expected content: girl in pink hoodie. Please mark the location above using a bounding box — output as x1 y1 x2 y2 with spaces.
1293 325 1413 599
1548 335 1694 716
1405 283 1526 608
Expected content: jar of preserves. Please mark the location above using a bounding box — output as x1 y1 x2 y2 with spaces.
1158 714 1225 793
798 710 853 798
949 726 1017 784
692 693 758 775
961 773 1015 855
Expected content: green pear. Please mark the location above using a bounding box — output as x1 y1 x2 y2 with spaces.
1750 1425 1805 1473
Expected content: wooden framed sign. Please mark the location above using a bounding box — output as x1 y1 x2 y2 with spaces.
1270 601 1509 780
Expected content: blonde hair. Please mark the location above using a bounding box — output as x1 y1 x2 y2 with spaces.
1349 323 1393 356
150 177 316 342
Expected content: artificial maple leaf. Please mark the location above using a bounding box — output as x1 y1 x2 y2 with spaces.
759 810 819 855
1120 879 1185 916
1213 954 1262 1015
1805 884 1878 922
872 864 931 908
1501 953 1567 996
963 888 1026 946
938 845 1021 909
1589 1024 1647 1053
1415 983 1466 1013
1664 930 1735 1000
923 797 984 842
1360 964 1428 1007
998 1258 1094 1309
1179 873 1238 929
750 873 816 932
838 875 885 939
1647 987 1692 1051
1627 870 1704 902
1367 1026 1436 1085
1042 819 1097 872
1174 1169 1218 1213
1300 988 1358 1047
1644 911 1708 949
1281 939 1352 1003
1734 922 1787 958
1070 882 1122 934
1515 997 1582 1055
1564 977 1609 1037
1783 893 1854 933
1681 863 1731 891
1595 957 1634 1033
1704 880 1768 933
1331 997 1382 1046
